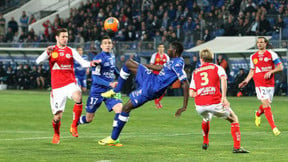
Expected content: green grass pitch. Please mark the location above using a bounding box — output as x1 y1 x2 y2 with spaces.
0 90 287 161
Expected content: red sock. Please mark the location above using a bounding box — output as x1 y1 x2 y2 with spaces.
52 120 61 135
202 121 210 144
264 107 276 130
158 93 165 102
72 103 83 127
231 123 241 149
256 105 264 117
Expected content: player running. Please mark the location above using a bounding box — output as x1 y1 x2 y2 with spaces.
99 42 189 146
190 48 249 153
239 37 283 136
77 36 122 146
74 46 89 92
36 28 99 144
149 43 170 108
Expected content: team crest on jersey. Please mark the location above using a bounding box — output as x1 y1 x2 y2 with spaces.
253 58 258 65
51 52 58 59
60 52 64 56
66 54 71 59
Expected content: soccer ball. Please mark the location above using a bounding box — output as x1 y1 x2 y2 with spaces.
104 17 120 32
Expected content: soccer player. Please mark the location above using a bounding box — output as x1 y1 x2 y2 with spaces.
36 28 99 144
77 36 122 143
239 37 283 136
99 42 189 146
74 46 89 92
190 48 249 153
150 43 170 108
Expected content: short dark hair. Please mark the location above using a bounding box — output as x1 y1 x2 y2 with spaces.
171 42 183 56
56 28 68 36
101 35 111 43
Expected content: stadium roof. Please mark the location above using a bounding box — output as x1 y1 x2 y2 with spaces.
185 36 275 53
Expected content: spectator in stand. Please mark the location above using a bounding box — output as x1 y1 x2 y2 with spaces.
0 13 5 35
259 14 271 35
7 17 18 34
19 11 29 33
29 14 36 25
217 54 228 74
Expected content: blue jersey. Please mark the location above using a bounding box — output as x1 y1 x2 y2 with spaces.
74 55 88 77
130 57 187 107
90 51 119 96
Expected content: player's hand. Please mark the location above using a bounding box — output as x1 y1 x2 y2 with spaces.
221 97 230 108
238 81 248 88
90 60 101 67
264 71 272 79
109 82 118 88
47 46 55 55
175 107 186 117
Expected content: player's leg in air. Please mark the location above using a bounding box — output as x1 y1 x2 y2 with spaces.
154 92 165 109
101 58 138 97
70 89 83 137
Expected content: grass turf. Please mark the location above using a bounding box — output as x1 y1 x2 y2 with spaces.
0 90 287 162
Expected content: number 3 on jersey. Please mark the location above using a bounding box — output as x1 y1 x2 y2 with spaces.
200 72 209 86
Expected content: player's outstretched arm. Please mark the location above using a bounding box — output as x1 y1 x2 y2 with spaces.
239 69 254 88
175 80 189 117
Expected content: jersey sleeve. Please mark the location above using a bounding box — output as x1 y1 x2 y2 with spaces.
150 53 156 64
36 50 49 64
249 54 254 69
172 59 187 82
189 72 196 91
268 50 282 65
71 48 90 68
165 54 170 62
216 65 227 79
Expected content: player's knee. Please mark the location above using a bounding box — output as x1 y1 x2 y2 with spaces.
113 103 123 113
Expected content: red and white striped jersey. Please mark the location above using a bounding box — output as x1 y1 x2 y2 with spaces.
190 62 227 106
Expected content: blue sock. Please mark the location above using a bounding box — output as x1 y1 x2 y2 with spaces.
78 115 89 125
111 113 119 135
114 65 130 93
111 112 130 140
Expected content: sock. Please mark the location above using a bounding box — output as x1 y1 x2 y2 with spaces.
111 112 129 140
111 113 120 136
114 65 130 93
72 103 83 127
264 107 276 129
231 123 241 149
202 120 210 144
158 93 165 102
52 120 61 135
256 105 264 117
78 115 89 125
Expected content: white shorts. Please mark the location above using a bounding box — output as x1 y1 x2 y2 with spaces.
255 87 274 103
50 83 81 114
195 103 232 122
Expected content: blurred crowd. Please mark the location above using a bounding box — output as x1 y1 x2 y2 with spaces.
0 0 288 49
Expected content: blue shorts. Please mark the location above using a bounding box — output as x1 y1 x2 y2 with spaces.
76 75 87 88
85 95 122 113
129 64 160 108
